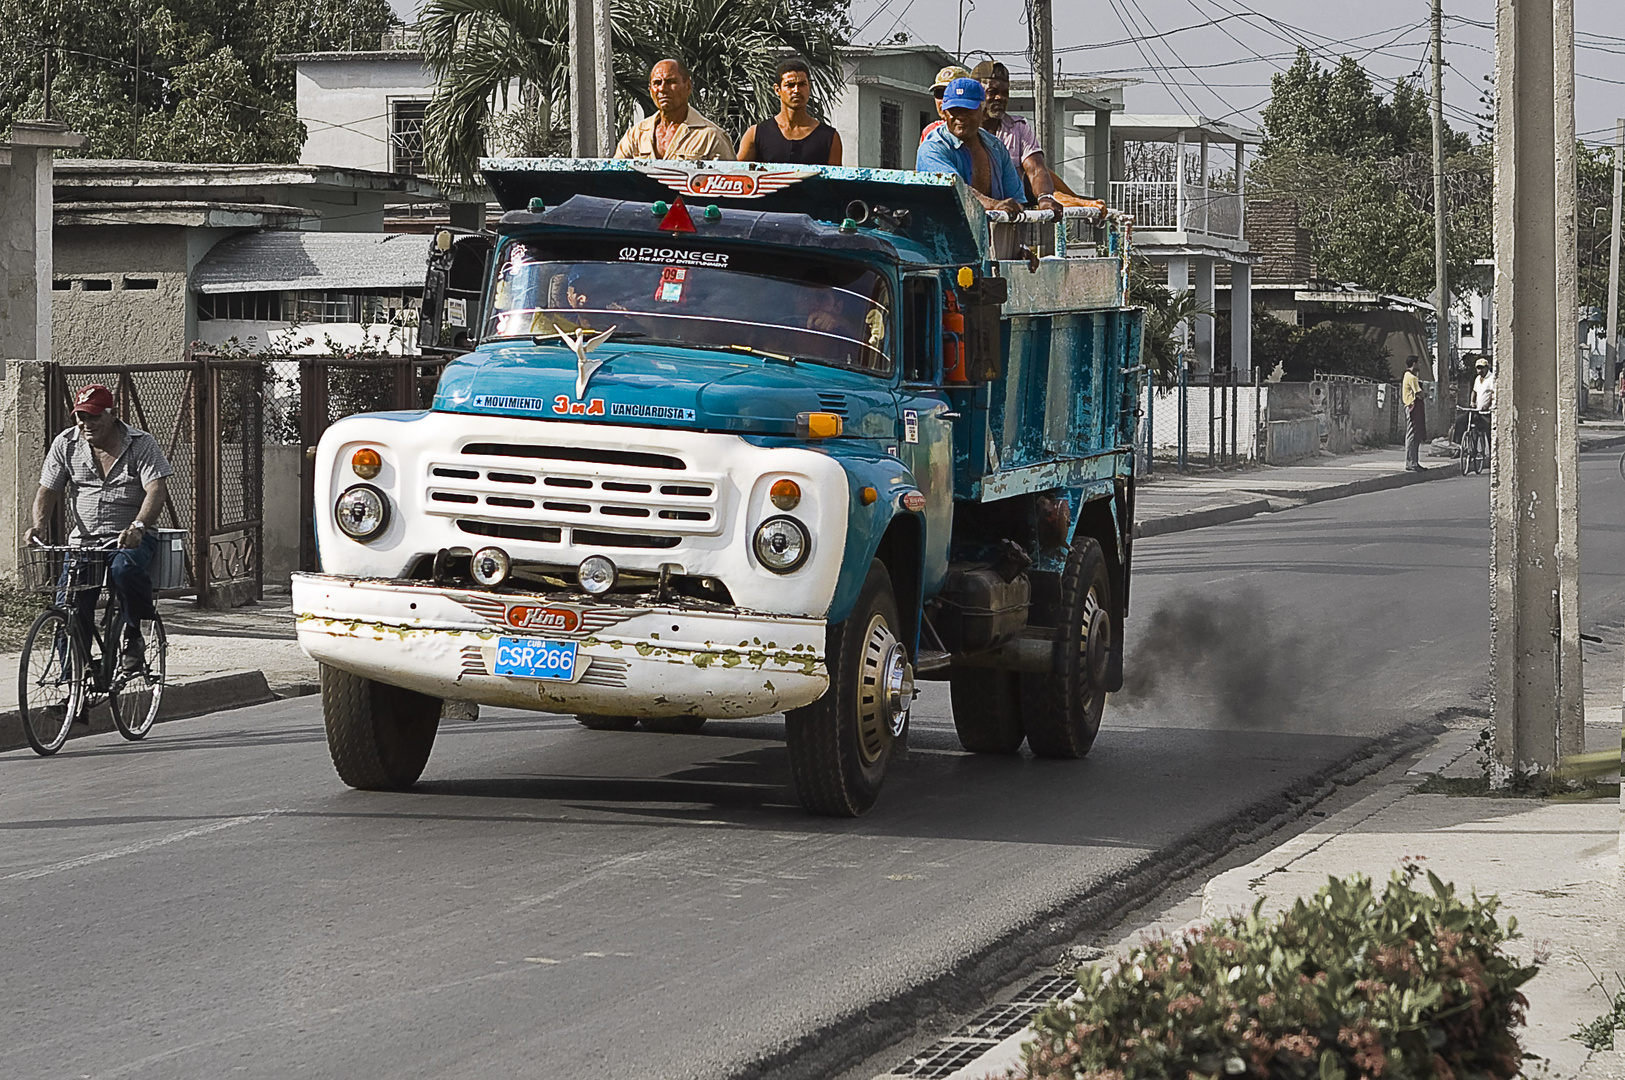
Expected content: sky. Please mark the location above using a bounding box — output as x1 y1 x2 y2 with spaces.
841 0 1625 147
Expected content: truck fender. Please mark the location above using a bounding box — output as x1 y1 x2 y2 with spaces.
825 454 926 643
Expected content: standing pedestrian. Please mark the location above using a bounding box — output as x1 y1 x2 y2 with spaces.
737 58 842 165
613 59 735 161
1403 355 1428 471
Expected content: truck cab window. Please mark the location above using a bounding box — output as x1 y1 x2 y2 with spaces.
901 277 941 383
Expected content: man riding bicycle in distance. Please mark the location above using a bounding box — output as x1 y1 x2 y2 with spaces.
24 384 173 674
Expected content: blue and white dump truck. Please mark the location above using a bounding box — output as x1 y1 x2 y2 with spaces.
291 159 1144 816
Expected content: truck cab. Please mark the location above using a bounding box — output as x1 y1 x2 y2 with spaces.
292 159 1143 816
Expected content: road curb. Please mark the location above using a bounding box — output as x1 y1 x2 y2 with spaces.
1135 464 1452 538
1 669 278 754
1579 433 1625 453
1134 498 1273 539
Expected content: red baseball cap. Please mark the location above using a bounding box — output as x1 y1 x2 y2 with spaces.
73 384 115 416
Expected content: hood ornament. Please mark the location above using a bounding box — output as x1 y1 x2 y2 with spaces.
558 324 617 398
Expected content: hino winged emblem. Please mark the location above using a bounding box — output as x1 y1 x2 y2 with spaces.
558 324 617 398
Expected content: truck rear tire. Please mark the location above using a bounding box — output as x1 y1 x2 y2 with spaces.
575 714 639 731
949 668 1026 753
786 560 910 816
321 664 441 790
640 716 708 734
1022 538 1111 759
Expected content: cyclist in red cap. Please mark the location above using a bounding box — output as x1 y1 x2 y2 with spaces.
25 384 173 672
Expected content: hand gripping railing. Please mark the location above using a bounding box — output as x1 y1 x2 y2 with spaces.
982 203 1119 259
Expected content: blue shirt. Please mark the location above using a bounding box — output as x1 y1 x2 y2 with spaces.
915 125 1026 202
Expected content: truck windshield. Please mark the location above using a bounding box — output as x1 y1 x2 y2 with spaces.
485 239 893 374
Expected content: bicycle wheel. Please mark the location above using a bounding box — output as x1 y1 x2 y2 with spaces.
111 613 166 741
1460 428 1473 475
19 609 86 756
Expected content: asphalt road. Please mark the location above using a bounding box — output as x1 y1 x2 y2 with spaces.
3 458 1622 1080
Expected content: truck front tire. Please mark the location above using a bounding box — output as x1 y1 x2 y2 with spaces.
786 560 909 816
1022 538 1112 759
321 665 441 790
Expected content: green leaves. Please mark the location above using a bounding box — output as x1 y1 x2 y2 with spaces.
0 0 397 162
1019 870 1538 1080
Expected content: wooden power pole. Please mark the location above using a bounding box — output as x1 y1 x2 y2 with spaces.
1031 0 1056 167
1431 0 1450 401
1490 0 1584 776
1607 118 1623 415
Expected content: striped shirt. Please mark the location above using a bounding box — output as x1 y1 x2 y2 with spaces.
40 421 173 541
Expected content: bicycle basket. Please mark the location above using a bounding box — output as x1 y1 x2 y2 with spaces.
20 546 110 597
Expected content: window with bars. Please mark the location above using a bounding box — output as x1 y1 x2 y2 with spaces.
390 100 429 175
880 99 902 170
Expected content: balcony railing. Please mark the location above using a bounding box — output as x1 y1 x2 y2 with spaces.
1109 181 1244 240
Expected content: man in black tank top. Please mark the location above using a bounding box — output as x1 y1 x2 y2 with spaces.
737 58 843 166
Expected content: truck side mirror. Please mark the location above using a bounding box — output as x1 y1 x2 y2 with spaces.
960 275 1008 382
421 232 493 355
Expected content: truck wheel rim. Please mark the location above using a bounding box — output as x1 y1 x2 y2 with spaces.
858 614 902 764
1081 588 1111 687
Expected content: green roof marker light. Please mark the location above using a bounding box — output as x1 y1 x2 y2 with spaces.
527 197 545 212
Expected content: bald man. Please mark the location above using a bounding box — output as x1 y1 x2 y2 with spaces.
613 59 736 161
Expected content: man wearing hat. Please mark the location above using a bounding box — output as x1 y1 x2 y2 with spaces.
1469 355 1494 445
915 77 1030 216
920 64 972 143
26 384 173 670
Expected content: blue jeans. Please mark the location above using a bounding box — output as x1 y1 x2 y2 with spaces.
65 532 159 641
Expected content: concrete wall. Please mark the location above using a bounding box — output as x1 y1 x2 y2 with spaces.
296 55 434 173
1263 418 1320 464
1262 380 1400 452
262 443 304 585
0 360 49 581
53 225 192 365
0 147 51 366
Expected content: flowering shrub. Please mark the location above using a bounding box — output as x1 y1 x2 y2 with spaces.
1016 866 1536 1080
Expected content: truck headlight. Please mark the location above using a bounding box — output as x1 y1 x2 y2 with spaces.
335 484 389 541
754 516 809 573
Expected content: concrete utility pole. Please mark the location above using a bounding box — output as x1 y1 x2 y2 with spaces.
1431 0 1450 404
568 0 614 157
1490 0 1584 775
1606 118 1623 415
1031 0 1056 167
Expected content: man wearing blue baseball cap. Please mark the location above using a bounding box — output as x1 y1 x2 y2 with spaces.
915 77 1029 216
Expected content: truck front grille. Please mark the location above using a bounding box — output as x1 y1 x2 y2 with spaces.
427 445 723 544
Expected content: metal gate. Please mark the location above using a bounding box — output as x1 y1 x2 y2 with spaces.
47 358 265 608
297 357 447 571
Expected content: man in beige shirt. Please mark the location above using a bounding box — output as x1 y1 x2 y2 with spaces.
613 59 736 161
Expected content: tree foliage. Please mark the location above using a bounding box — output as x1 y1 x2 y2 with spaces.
1251 49 1490 303
1246 307 1391 383
0 0 397 162
418 0 850 183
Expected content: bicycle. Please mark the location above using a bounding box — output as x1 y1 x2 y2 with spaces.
1456 406 1490 475
17 540 167 755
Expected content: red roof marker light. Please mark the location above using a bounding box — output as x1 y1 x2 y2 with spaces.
659 197 697 233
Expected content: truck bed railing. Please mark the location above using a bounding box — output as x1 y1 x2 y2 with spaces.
983 204 1127 260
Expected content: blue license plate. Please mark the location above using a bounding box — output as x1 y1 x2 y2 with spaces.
493 637 580 681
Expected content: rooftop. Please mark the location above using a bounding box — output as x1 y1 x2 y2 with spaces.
52 160 443 202
192 231 430 294
1094 115 1263 144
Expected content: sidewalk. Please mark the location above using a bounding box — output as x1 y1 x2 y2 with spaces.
1136 422 1625 539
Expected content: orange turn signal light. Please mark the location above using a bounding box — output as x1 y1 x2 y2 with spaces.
859 486 878 506
770 478 802 510
351 447 383 479
795 411 843 440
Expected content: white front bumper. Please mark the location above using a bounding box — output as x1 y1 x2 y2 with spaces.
293 573 829 719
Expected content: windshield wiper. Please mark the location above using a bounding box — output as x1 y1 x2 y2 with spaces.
724 344 798 366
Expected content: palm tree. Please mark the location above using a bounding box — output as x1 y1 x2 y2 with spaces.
418 0 846 183
1130 258 1213 384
